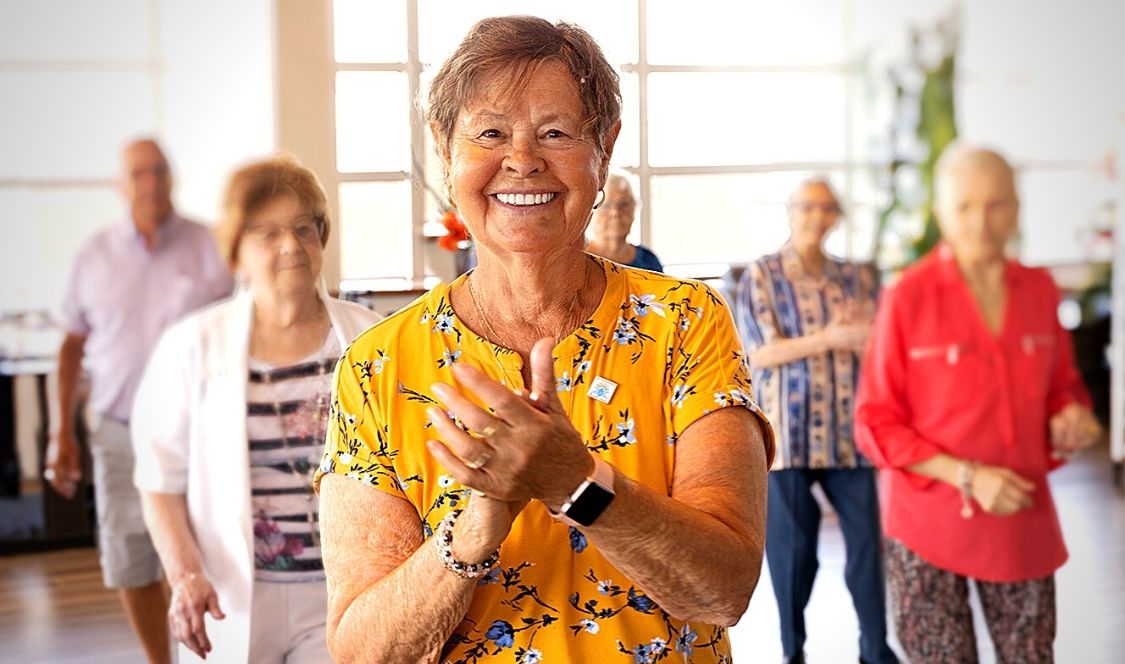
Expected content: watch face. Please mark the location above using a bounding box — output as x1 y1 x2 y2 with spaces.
565 482 615 527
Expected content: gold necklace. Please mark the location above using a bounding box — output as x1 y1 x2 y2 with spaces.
465 258 592 386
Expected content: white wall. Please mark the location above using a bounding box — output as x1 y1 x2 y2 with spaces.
158 0 275 225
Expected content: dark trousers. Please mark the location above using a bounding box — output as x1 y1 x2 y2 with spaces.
765 467 897 663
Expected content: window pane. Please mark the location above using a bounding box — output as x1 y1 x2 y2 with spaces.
0 71 156 179
0 186 123 314
418 1 637 66
650 173 833 265
333 0 407 63
611 72 639 168
338 180 414 279
647 73 846 166
0 0 151 61
647 0 844 66
335 71 411 173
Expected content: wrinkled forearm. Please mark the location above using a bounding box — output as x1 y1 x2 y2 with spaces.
140 491 205 583
583 476 764 626
582 418 768 627
328 536 477 664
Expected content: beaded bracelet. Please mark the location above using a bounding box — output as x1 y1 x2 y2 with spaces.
435 509 500 579
957 461 976 519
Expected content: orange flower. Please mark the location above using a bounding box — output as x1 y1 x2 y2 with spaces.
438 209 470 252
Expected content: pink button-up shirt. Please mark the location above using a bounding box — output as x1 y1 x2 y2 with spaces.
59 214 232 421
855 245 1089 582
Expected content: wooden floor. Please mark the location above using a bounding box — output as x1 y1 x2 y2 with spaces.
1 445 1122 663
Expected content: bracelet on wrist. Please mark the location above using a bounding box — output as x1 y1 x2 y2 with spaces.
957 461 976 519
435 510 500 579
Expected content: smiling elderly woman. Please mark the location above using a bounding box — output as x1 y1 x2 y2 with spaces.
131 156 381 662
315 15 773 664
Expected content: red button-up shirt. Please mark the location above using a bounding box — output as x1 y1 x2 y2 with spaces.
855 245 1090 582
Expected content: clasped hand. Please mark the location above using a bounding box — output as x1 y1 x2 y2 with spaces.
426 338 593 510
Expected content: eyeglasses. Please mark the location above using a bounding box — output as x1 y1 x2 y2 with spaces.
789 202 841 215
245 216 324 247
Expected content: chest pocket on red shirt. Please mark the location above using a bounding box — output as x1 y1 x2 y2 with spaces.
905 340 991 411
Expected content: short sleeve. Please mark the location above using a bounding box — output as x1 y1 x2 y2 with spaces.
736 260 781 351
131 322 195 494
314 341 408 500
668 284 776 465
57 248 91 335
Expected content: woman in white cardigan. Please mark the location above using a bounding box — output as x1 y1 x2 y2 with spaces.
131 157 381 663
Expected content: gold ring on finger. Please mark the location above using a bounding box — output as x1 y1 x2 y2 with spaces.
464 450 491 470
479 424 499 439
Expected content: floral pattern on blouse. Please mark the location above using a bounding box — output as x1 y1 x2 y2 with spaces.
316 256 772 663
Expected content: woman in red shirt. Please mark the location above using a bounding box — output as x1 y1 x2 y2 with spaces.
855 144 1101 662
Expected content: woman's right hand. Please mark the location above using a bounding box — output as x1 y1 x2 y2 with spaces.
970 465 1036 516
168 572 226 659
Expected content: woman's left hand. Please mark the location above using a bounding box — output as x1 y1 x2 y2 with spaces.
1049 402 1102 454
426 338 594 510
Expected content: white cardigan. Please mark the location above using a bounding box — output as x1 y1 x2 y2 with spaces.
131 289 381 663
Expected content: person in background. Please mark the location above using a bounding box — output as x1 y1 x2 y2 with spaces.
316 16 773 663
586 172 664 271
46 138 232 664
131 156 381 663
737 177 897 664
855 144 1102 662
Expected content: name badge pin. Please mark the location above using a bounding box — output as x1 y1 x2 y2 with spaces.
587 376 618 404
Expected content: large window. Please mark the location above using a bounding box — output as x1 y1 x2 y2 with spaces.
0 0 158 316
330 0 886 286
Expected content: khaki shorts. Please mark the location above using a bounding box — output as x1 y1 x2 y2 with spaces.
88 414 163 589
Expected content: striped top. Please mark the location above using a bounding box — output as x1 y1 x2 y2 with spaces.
736 243 879 469
247 332 340 582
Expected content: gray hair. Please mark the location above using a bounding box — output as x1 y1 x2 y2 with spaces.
787 175 843 215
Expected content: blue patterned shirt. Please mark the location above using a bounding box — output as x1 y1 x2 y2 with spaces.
736 243 879 469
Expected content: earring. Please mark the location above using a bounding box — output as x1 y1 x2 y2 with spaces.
592 189 606 210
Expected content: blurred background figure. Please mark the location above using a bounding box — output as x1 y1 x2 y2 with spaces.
44 138 233 664
586 172 664 271
856 144 1102 663
737 177 896 664
130 156 381 663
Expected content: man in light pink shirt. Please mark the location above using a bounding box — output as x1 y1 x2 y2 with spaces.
46 139 232 664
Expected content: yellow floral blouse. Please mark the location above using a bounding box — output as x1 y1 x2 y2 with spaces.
317 256 773 664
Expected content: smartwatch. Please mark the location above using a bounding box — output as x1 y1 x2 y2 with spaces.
555 456 616 527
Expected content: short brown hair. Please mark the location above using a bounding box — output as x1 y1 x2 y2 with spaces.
214 155 331 267
426 15 622 160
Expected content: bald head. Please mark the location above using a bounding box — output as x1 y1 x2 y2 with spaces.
935 144 1016 210
120 138 173 228
786 176 841 252
933 143 1019 266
